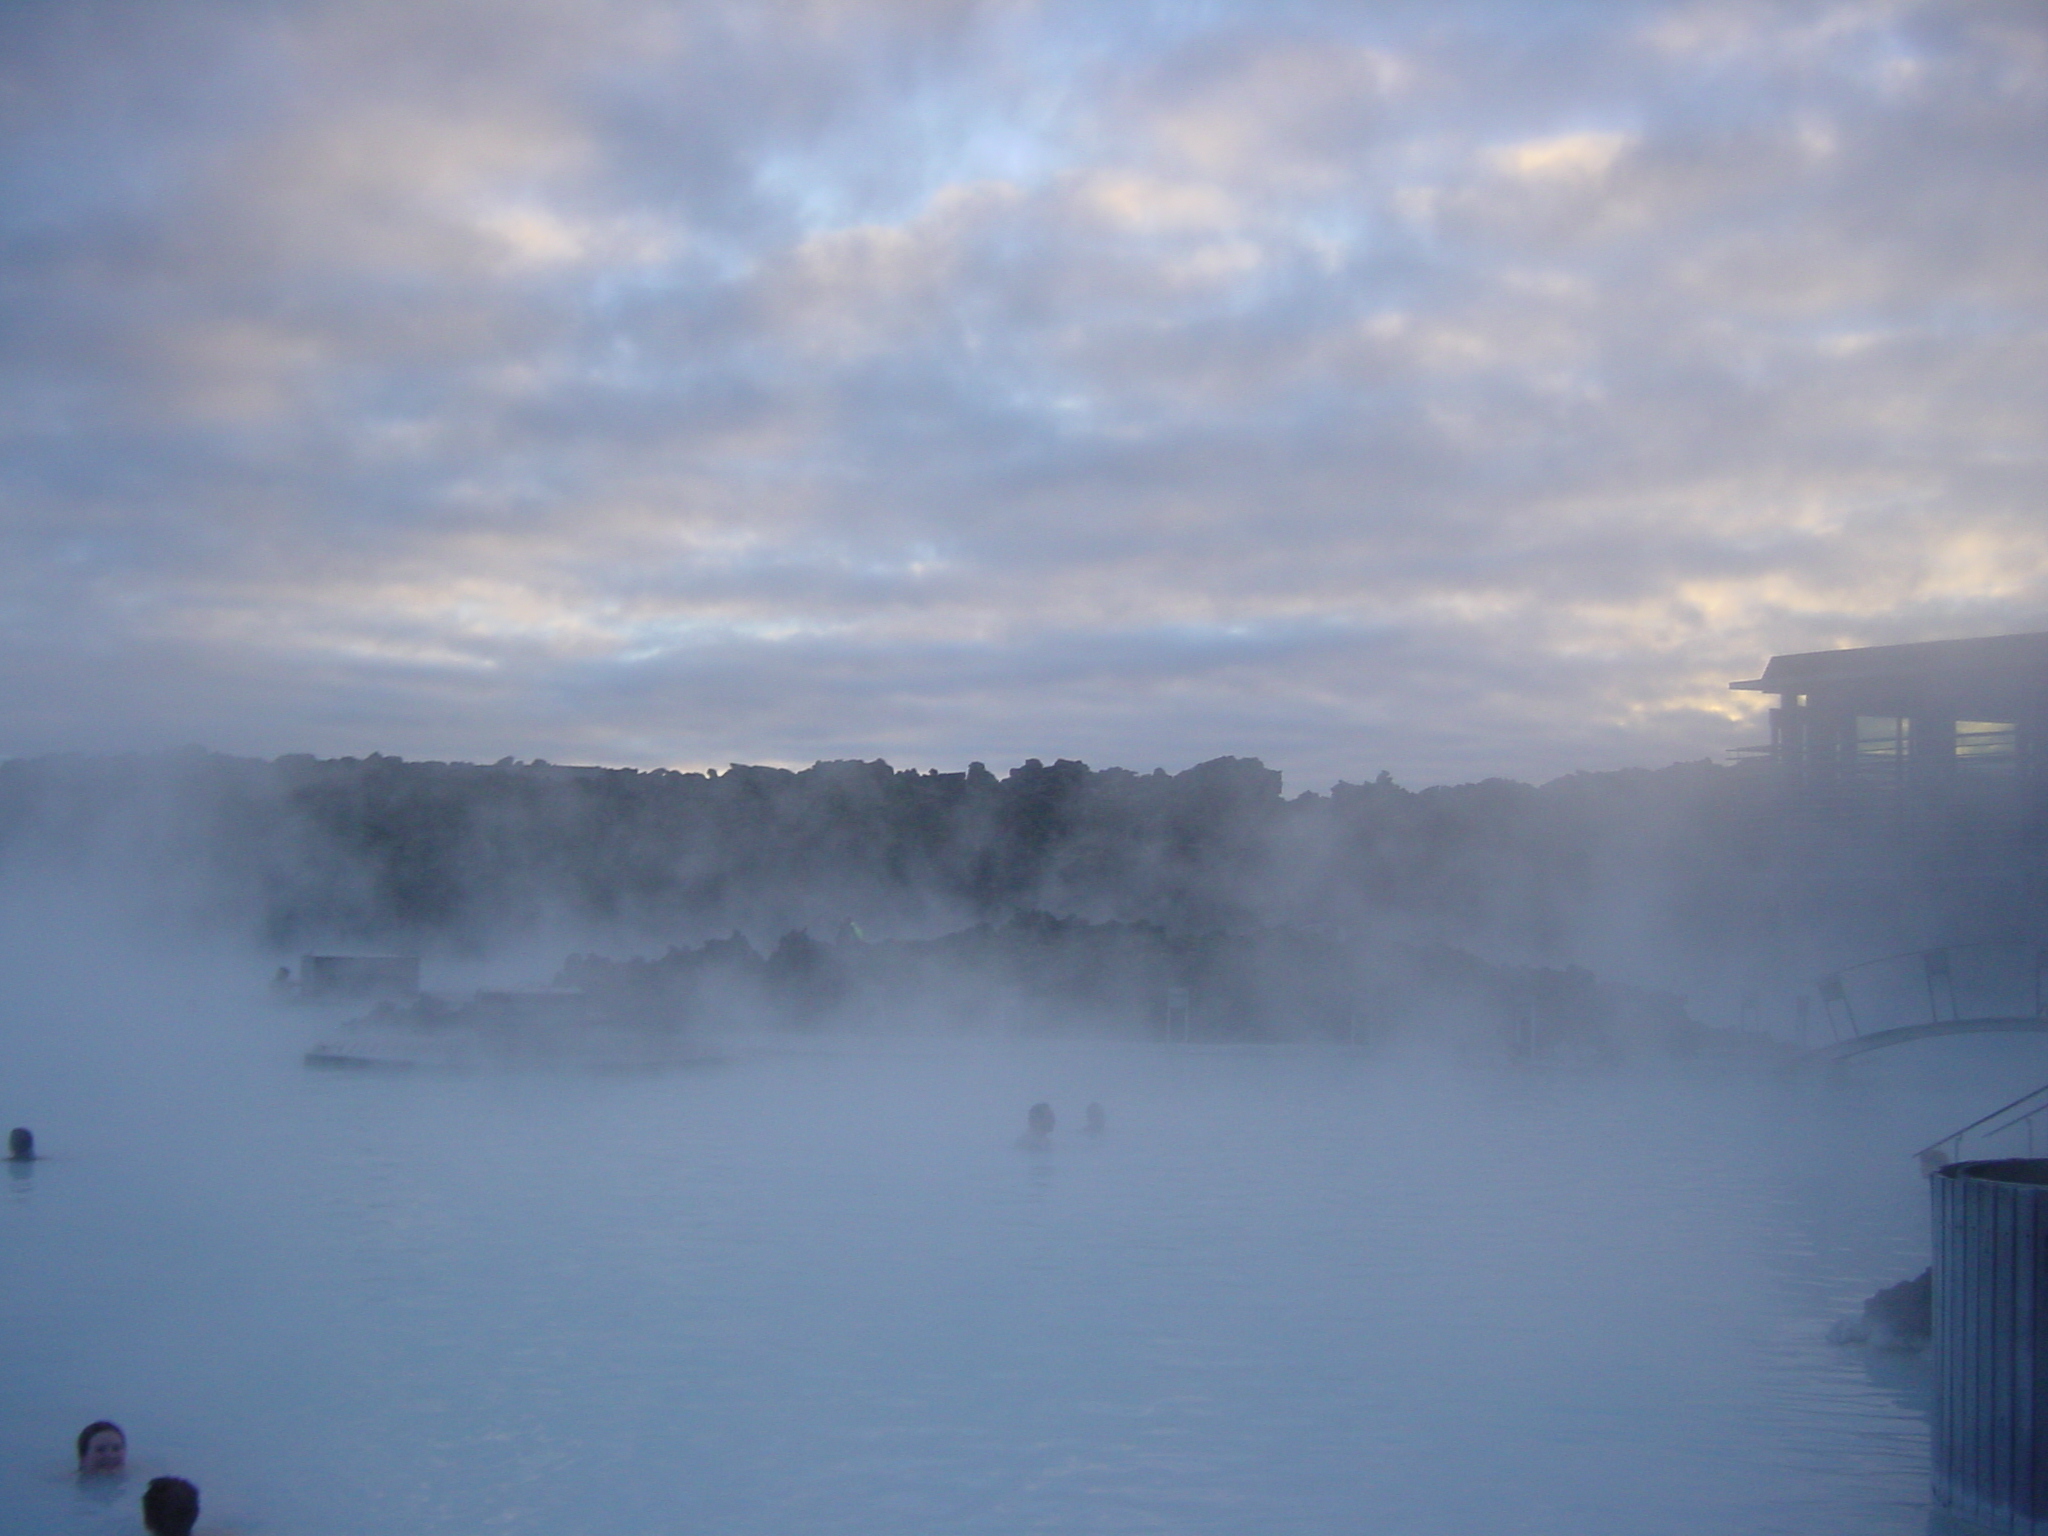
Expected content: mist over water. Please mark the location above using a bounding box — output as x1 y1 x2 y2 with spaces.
5 0 2044 1516
1 904 2015 1535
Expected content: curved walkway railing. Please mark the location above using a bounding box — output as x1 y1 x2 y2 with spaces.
1806 941 2048 1061
1820 1016 2048 1061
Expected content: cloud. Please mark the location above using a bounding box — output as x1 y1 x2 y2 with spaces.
0 0 2043 788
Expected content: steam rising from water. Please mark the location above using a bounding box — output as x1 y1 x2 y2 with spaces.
1 907 2016 1534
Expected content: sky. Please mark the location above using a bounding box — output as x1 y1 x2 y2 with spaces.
1 0 2042 791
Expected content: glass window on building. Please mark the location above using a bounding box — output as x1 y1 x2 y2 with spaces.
1855 716 1910 758
1956 720 2018 774
1852 716 1909 786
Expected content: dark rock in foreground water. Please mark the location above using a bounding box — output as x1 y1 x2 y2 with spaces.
1828 1268 1932 1349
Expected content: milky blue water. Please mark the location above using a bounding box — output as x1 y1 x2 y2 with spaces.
2 955 2026 1535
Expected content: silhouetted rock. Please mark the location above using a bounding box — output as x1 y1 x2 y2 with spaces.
1829 1268 1932 1349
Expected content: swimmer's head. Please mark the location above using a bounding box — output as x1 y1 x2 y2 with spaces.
142 1476 199 1536
7 1127 30 1160
76 1421 124 1474
1028 1102 1055 1135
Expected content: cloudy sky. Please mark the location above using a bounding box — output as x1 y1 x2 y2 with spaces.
2 0 2042 789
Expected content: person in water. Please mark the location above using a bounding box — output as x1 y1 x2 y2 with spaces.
76 1421 125 1476
7 1127 33 1161
1083 1102 1106 1135
1017 1102 1055 1150
142 1476 199 1536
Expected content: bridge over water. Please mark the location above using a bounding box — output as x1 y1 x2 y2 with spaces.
1807 941 2048 1062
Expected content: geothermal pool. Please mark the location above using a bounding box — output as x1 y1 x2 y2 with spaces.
1 967 2020 1535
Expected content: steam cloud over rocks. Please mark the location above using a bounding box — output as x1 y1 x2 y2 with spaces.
2 747 2036 1037
555 913 1725 1061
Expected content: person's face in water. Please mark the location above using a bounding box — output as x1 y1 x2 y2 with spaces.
1028 1104 1055 1136
80 1429 125 1475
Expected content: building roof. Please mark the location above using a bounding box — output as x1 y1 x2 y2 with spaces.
1730 632 2048 694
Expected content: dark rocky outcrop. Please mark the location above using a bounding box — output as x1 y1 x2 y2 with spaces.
1829 1268 1932 1349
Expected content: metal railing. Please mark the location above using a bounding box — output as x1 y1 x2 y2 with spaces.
1814 942 2048 1043
1917 1082 2048 1173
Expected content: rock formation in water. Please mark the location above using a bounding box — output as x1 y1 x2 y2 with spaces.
552 911 1778 1058
1828 1268 1932 1349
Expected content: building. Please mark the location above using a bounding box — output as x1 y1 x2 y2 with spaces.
1730 632 2048 809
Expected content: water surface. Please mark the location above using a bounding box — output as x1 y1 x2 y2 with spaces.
3 974 2017 1535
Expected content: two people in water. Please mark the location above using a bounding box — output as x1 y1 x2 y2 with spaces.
76 1421 201 1535
59 1194 204 1534
1016 1101 1107 1149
